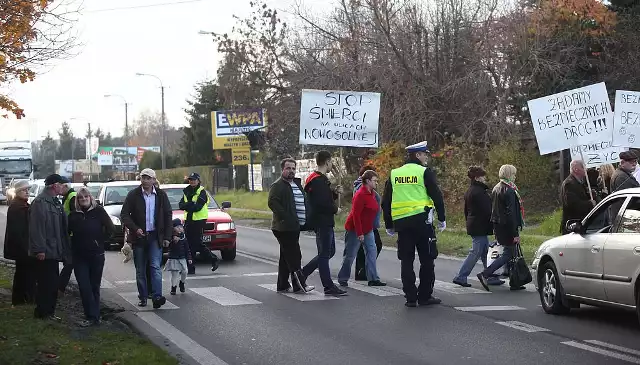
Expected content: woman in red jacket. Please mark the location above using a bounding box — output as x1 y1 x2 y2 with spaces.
337 170 386 287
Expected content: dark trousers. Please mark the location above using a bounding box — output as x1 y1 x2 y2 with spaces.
74 254 105 322
302 226 336 290
355 229 383 279
186 219 217 273
34 259 60 318
12 258 37 306
397 222 437 302
272 230 303 291
58 262 74 292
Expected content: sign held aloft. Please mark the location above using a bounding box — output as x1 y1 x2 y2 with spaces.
527 82 613 155
613 90 640 147
569 141 627 168
299 89 380 148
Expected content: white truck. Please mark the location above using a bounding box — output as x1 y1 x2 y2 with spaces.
0 141 34 205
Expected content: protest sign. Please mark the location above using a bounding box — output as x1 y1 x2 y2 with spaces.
613 90 640 147
569 141 627 168
527 82 613 155
299 89 380 147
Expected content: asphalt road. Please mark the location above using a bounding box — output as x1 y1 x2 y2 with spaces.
1 205 639 365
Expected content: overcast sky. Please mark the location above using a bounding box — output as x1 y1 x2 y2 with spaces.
1 0 313 143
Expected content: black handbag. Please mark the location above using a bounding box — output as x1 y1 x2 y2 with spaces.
508 244 532 287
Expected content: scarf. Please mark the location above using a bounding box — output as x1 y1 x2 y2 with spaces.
500 178 525 225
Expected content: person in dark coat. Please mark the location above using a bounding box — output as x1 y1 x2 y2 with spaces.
453 167 503 287
477 164 525 292
610 151 640 220
560 160 595 234
3 180 36 306
68 187 115 327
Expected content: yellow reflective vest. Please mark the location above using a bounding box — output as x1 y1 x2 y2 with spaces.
390 163 434 221
64 191 77 216
182 186 209 221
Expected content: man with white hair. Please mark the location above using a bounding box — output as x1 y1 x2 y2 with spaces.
560 159 595 234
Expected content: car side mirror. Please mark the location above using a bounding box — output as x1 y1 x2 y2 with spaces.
221 201 231 209
567 220 582 234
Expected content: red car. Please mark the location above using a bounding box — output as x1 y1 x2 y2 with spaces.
161 184 237 261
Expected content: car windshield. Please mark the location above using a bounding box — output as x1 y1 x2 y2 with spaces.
28 184 39 197
103 185 138 205
163 187 219 210
0 160 31 174
87 185 102 198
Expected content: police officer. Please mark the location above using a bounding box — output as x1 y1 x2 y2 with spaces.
58 181 76 295
179 172 219 274
382 141 446 307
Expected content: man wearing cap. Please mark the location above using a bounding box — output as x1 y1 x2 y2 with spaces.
382 141 446 307
121 168 172 309
179 172 219 274
29 174 72 320
560 160 595 235
610 151 640 218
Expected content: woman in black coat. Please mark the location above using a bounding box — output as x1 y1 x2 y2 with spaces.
453 167 503 287
3 180 36 306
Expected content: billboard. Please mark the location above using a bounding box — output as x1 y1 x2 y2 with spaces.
211 108 267 150
94 146 161 166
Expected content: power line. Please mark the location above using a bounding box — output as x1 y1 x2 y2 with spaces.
84 0 208 14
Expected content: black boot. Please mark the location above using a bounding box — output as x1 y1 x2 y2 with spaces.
170 286 177 295
179 281 186 293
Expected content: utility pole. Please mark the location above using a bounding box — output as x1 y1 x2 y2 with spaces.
135 73 166 170
87 123 93 178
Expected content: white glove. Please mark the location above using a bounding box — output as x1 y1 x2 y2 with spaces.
386 228 395 236
437 221 446 232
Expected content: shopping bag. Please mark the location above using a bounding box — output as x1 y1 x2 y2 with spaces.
486 241 503 267
509 244 532 287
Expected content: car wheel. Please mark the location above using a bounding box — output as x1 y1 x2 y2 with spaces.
221 248 236 261
539 261 570 315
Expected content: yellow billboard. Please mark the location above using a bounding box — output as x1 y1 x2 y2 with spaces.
211 108 267 150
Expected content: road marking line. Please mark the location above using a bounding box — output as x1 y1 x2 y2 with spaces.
394 278 490 294
115 279 166 284
101 278 115 288
117 292 179 310
236 251 278 265
243 272 278 277
190 287 261 306
495 321 549 333
454 305 526 312
584 340 640 357
562 341 640 364
468 276 536 292
345 281 403 296
258 284 339 301
137 312 229 365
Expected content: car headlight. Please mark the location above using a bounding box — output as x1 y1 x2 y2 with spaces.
110 215 121 225
216 222 235 231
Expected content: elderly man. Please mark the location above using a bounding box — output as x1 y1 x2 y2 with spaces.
560 160 596 234
29 174 72 320
610 151 640 219
121 168 172 309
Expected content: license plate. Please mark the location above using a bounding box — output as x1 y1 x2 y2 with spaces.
202 235 212 242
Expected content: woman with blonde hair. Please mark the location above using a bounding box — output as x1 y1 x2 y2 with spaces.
477 164 525 291
68 187 115 327
598 163 614 195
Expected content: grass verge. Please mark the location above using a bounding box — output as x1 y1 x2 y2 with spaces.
214 191 270 211
0 265 178 365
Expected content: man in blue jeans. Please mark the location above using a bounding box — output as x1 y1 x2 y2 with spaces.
121 168 173 309
299 150 347 297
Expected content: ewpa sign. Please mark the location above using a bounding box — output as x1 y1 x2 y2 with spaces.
299 89 380 147
214 108 266 138
613 90 640 147
527 82 613 155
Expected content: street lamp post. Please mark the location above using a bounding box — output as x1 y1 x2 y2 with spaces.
104 94 129 148
68 117 91 181
135 73 166 170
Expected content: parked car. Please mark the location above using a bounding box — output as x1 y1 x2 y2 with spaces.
28 179 46 204
96 180 140 249
160 184 236 261
71 182 104 199
531 188 640 324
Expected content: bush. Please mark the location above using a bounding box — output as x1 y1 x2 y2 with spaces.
486 139 558 213
365 141 406 193
156 165 214 189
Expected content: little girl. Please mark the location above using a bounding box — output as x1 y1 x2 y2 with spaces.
165 219 193 295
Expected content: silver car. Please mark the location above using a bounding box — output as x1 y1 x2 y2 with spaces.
531 188 640 324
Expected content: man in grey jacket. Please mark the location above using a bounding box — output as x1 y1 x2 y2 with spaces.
29 174 71 320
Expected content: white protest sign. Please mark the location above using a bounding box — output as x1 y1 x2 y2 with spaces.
527 82 613 155
613 90 640 147
569 141 627 168
299 89 380 147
